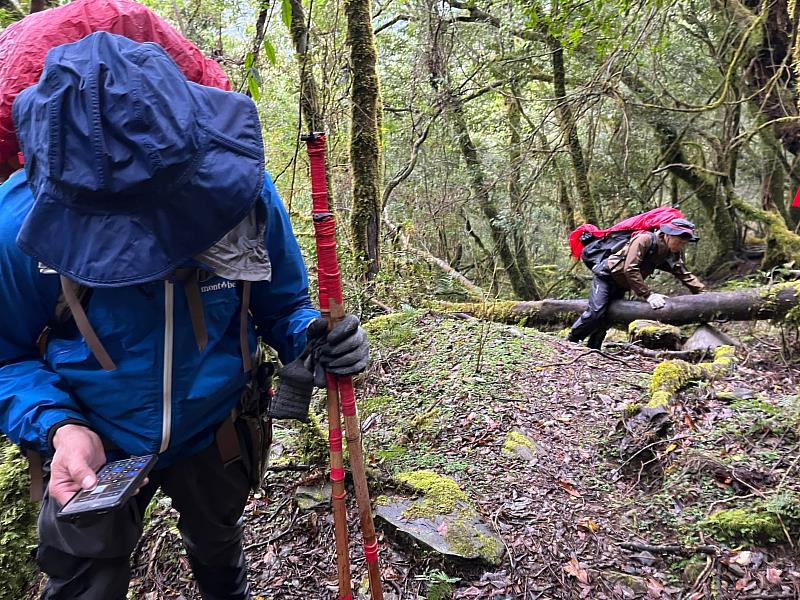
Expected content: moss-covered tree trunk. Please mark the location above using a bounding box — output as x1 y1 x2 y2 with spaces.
440 283 800 327
447 96 540 300
506 83 540 299
288 0 322 134
346 0 382 279
549 36 598 225
621 71 737 264
743 0 800 155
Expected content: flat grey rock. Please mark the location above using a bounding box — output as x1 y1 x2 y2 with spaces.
682 324 739 351
375 496 504 566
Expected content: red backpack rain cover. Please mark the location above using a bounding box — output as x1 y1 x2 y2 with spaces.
568 206 684 259
0 0 230 168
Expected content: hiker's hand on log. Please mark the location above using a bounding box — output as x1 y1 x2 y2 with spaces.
647 293 667 310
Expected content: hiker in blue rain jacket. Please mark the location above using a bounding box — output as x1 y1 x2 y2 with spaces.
0 33 368 600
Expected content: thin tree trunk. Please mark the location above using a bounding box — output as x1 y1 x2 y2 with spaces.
506 82 540 299
549 36 598 224
622 71 737 264
346 0 382 278
448 96 539 299
426 19 538 299
288 0 323 133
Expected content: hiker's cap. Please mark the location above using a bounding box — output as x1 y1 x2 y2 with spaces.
12 32 264 287
660 218 699 242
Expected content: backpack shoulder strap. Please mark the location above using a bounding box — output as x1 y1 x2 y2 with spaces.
59 276 116 371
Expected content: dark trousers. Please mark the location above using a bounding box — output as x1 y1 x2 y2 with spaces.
36 442 252 600
568 274 626 349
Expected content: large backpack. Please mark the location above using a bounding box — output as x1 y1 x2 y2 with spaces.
579 230 656 271
569 207 684 271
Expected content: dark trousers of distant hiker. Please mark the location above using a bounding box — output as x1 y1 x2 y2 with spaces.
568 274 626 349
36 441 252 600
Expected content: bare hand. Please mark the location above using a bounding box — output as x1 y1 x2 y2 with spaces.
49 424 106 505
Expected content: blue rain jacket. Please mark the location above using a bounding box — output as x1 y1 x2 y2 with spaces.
0 170 319 465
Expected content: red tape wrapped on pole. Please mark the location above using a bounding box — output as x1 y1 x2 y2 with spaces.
303 133 384 600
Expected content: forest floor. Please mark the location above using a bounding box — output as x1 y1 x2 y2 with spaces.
70 310 800 598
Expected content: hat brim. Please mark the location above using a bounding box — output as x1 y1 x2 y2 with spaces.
660 224 699 242
16 86 264 287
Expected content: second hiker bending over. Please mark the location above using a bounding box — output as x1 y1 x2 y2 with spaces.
568 218 705 349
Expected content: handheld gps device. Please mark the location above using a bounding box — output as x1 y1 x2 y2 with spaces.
56 454 157 521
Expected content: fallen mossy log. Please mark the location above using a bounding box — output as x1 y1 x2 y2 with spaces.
439 282 800 327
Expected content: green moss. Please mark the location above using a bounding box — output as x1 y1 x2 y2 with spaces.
701 493 800 544
0 438 38 600
294 410 329 465
441 513 502 565
411 408 440 431
396 470 467 519
424 570 459 600
648 346 736 407
364 311 422 347
427 580 454 600
433 301 546 325
628 320 680 338
359 394 394 415
701 508 784 543
502 431 536 457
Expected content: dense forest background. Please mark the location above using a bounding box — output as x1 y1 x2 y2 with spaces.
5 2 800 599
6 0 799 306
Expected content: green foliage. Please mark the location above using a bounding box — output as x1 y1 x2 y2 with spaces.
417 570 460 600
0 438 37 600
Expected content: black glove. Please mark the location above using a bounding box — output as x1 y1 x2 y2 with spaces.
268 358 314 422
318 314 370 376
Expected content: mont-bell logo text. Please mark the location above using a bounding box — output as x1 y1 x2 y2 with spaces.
200 280 237 293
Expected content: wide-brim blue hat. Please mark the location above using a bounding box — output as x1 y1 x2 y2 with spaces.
12 32 264 287
659 218 699 242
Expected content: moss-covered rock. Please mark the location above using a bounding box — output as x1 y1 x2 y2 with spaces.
395 470 467 519
0 437 38 600
501 430 537 461
628 320 682 350
649 345 736 407
700 493 800 544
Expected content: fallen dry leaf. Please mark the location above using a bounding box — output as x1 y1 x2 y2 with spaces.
766 567 782 586
557 480 582 498
563 558 590 584
646 577 664 598
577 517 599 533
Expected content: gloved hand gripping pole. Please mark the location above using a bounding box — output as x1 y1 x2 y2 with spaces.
302 133 384 600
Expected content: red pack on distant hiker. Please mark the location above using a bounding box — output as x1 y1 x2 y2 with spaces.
569 206 684 270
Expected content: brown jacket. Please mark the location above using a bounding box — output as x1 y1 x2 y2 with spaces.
605 231 705 298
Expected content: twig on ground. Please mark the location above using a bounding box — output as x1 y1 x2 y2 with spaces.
619 541 719 556
605 342 706 361
243 507 299 551
613 434 690 476
267 464 312 472
537 348 630 368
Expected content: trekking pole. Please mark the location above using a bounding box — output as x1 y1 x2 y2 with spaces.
302 132 384 600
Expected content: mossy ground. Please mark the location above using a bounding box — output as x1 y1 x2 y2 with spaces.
5 314 799 598
0 438 37 600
